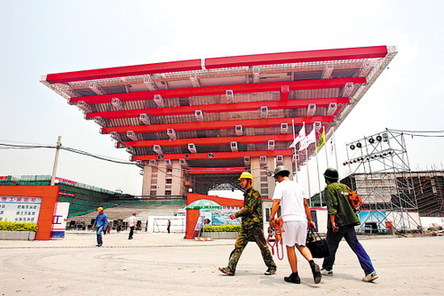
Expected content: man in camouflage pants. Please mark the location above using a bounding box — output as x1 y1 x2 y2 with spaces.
219 172 277 276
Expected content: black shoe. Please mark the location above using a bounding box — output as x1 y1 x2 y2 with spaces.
311 263 322 284
96 244 102 247
218 267 235 276
264 268 277 275
284 273 301 284
362 271 378 282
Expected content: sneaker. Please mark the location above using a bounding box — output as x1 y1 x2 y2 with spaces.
218 267 235 276
264 268 276 275
311 263 322 284
284 273 301 284
321 269 333 276
96 244 102 247
362 271 378 282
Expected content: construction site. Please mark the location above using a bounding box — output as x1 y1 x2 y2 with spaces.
1 45 443 239
339 129 444 232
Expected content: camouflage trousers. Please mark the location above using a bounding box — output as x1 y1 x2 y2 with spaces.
227 226 277 272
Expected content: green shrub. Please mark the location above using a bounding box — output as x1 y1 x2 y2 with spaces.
203 225 240 232
0 221 38 232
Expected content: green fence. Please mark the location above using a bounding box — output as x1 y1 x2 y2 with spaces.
0 175 185 218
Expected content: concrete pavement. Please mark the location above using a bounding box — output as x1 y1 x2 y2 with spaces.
0 231 443 296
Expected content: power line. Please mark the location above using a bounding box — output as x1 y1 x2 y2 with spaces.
390 129 444 133
0 141 134 165
388 129 444 138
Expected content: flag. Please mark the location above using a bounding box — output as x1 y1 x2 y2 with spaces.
289 123 306 148
299 126 316 151
316 127 326 153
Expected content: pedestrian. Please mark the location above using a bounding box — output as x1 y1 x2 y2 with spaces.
219 172 277 276
321 168 378 282
269 166 322 284
128 212 136 240
92 207 108 247
116 219 123 233
167 219 171 233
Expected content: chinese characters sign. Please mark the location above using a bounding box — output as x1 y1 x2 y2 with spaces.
0 196 41 222
51 202 70 238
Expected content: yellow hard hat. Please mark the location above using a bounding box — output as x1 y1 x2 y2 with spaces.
238 172 253 180
97 207 104 212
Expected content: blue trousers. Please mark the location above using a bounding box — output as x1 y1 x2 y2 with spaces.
96 226 104 245
322 224 375 275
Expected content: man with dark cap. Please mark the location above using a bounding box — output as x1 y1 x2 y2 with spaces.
270 165 322 284
219 172 277 276
321 168 378 282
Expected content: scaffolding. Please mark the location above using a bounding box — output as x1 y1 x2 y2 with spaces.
342 129 421 232
409 170 444 217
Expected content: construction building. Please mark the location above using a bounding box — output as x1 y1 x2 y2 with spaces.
408 170 444 217
342 171 444 217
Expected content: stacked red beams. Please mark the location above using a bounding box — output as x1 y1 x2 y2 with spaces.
132 149 294 161
69 78 365 105
86 97 350 119
45 46 388 84
188 167 246 175
101 116 333 134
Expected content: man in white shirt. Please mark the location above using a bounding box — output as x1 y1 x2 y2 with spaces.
128 212 137 240
269 166 322 284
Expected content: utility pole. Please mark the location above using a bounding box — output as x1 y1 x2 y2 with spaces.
50 136 62 186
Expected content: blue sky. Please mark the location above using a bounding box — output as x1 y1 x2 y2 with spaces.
1 0 443 195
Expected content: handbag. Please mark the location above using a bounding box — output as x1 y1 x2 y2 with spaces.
306 228 329 258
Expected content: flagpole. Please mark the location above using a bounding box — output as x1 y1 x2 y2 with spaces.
333 131 339 169
323 126 329 168
292 119 298 182
306 147 311 206
315 133 322 207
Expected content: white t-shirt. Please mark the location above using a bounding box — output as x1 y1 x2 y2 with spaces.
272 179 307 222
128 216 136 227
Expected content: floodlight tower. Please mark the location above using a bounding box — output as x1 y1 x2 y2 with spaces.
343 129 420 232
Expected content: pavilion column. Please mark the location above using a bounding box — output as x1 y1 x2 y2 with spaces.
141 160 186 197
249 156 295 199
248 157 272 199
282 156 294 180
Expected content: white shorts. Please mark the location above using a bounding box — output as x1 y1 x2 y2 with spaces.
282 220 307 247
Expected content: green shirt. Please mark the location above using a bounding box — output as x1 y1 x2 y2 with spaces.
324 182 360 228
234 187 263 229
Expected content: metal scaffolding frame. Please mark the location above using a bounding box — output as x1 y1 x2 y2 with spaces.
342 129 421 232
409 170 444 217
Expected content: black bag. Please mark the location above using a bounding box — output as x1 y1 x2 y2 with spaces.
306 229 329 258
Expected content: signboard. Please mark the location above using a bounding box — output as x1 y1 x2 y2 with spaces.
0 196 41 222
51 202 70 238
200 209 241 226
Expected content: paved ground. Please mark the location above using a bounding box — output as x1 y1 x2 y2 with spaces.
0 231 443 296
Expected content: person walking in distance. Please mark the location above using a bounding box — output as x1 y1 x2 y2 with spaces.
269 166 322 284
219 172 277 276
321 168 378 282
92 207 108 247
128 212 136 240
167 219 171 233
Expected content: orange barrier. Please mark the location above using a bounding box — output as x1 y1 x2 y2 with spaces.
0 185 59 240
